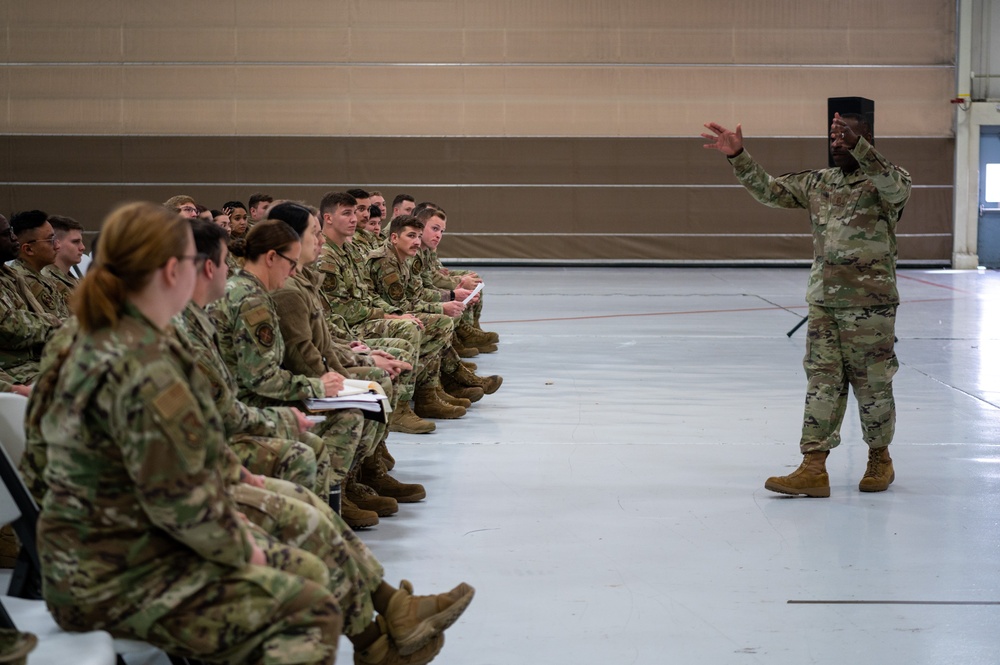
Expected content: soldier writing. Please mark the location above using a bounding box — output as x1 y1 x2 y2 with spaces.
702 111 911 497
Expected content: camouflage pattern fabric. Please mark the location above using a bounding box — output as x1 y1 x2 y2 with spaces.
728 136 910 308
234 480 384 636
209 270 364 484
0 264 60 383
29 307 341 664
419 248 483 327
729 136 909 453
10 259 71 321
40 264 77 319
799 304 897 453
174 302 329 497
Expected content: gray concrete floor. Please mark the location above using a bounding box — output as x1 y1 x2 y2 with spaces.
359 266 1000 665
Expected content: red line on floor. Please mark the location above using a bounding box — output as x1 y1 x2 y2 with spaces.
898 273 974 294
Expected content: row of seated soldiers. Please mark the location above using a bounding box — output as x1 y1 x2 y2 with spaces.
0 189 502 530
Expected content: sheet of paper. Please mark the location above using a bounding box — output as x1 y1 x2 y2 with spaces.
462 282 484 305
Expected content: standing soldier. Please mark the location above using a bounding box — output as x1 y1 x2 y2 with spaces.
703 111 910 497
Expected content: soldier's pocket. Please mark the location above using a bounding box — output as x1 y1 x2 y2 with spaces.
866 355 898 391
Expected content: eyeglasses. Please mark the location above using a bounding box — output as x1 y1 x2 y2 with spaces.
274 251 299 272
178 206 199 214
22 235 57 246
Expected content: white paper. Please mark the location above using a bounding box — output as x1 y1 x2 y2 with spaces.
462 282 484 305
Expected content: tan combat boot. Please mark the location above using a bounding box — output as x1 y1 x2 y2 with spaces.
354 616 443 665
472 323 499 344
440 375 484 403
434 386 472 409
360 442 427 503
413 386 466 419
447 362 502 395
384 580 475 656
461 360 477 372
382 444 396 471
345 469 399 517
452 336 479 358
457 322 498 353
341 496 380 529
764 451 830 497
859 447 894 492
389 402 436 434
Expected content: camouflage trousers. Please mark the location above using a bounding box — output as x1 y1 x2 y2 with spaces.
239 478 385 636
800 304 898 454
366 337 417 403
1 360 39 386
229 434 319 497
360 315 453 388
313 408 365 486
461 292 484 328
121 531 341 665
345 366 395 459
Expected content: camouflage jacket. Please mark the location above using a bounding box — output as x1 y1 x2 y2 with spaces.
367 241 444 315
0 263 60 381
11 259 70 320
416 248 456 296
351 228 379 256
30 307 254 631
208 270 324 407
316 237 400 335
272 265 374 378
173 302 301 440
729 137 910 307
40 264 77 318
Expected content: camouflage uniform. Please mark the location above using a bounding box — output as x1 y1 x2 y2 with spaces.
365 240 455 388
174 302 327 496
40 264 77 319
209 270 364 484
273 266 399 459
0 370 14 393
316 238 436 384
10 259 71 321
730 136 910 453
0 263 60 383
28 307 341 665
419 247 484 328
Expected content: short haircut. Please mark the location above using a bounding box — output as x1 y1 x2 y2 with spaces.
392 193 414 209
369 190 383 198
319 191 357 216
369 204 383 220
388 214 424 237
267 202 312 237
346 188 370 201
10 210 50 239
249 193 273 208
163 195 196 210
47 215 83 234
188 217 228 265
414 208 446 225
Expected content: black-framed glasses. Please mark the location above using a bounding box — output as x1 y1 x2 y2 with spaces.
274 251 299 271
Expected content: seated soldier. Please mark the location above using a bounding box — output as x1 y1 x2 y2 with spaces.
10 210 70 320
24 202 473 665
0 213 61 384
269 203 422 528
41 215 86 313
163 194 199 219
369 215 502 403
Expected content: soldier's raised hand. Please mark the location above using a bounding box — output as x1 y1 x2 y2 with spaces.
702 122 744 157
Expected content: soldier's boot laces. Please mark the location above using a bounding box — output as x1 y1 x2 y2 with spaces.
341 496 380 529
764 451 830 498
413 386 466 420
434 386 471 409
360 443 427 503
457 322 498 353
389 402 436 434
859 446 894 492
448 363 502 395
354 615 443 665
440 375 484 403
345 472 399 517
384 580 475 656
